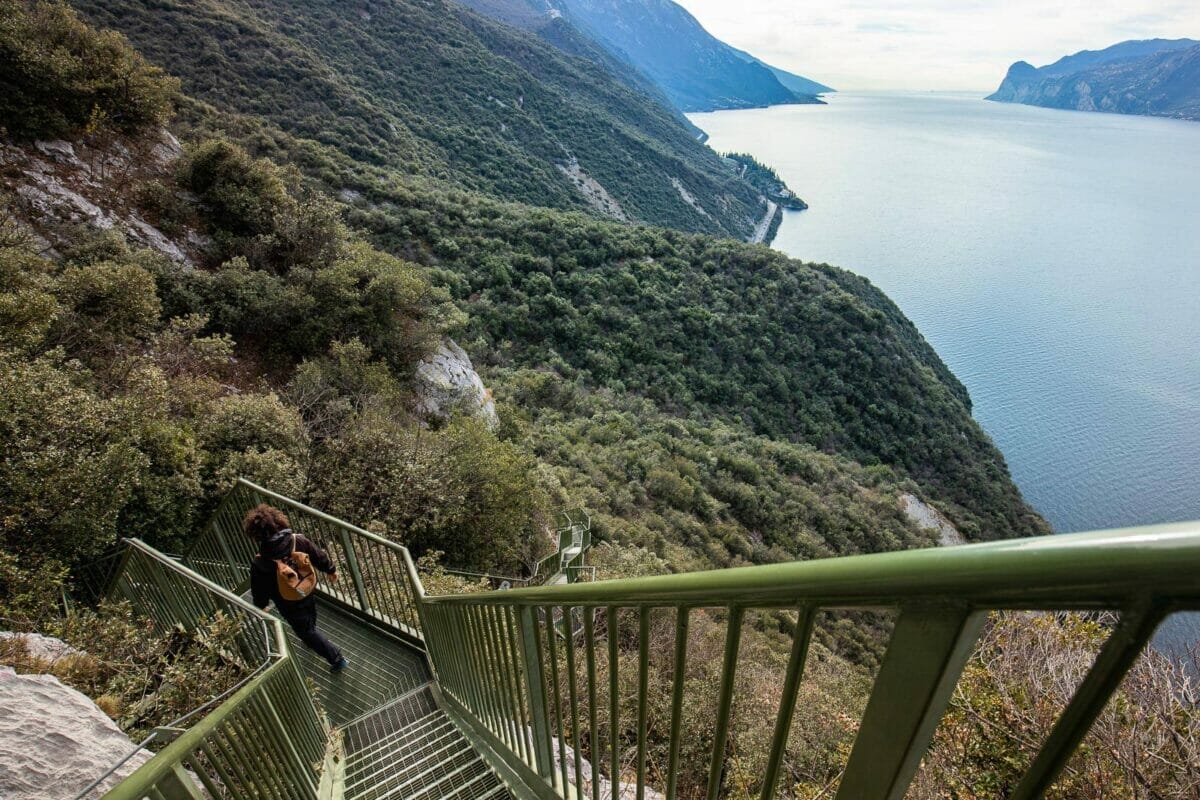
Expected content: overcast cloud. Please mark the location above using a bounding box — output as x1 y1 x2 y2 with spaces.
672 0 1200 91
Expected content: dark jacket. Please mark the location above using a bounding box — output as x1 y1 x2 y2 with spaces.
250 529 337 613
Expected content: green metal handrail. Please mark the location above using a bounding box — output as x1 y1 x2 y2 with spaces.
418 521 1200 800
99 539 328 800
187 479 426 643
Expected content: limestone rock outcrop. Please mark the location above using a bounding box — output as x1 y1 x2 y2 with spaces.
0 129 203 265
414 338 499 429
0 631 80 663
0 666 152 799
900 493 965 546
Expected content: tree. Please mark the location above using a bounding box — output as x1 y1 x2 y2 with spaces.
0 0 178 140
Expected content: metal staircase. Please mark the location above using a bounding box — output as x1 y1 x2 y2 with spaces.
87 479 1200 800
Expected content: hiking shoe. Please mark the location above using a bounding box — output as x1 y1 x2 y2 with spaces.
330 657 349 673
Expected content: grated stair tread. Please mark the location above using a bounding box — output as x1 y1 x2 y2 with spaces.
362 737 476 800
346 712 453 768
247 594 431 725
346 725 466 790
344 705 511 800
407 757 506 800
366 744 477 800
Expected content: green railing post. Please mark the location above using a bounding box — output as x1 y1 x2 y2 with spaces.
706 606 744 800
336 527 371 613
665 607 690 800
835 605 985 800
1011 600 1168 800
518 605 555 781
262 692 313 794
213 517 241 581
759 606 815 800
157 763 205 799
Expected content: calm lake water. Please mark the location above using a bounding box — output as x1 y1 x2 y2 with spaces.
692 92 1200 650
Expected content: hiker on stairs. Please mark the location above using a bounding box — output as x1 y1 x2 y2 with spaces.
244 503 350 673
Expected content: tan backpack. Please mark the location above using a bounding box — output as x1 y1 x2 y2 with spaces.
266 533 317 601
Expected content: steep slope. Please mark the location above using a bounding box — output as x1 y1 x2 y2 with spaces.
72 0 769 239
454 0 708 138
357 187 1049 542
11 0 1045 560
988 38 1200 121
727 44 834 96
540 0 825 111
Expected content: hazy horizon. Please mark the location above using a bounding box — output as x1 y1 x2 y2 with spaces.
672 0 1200 91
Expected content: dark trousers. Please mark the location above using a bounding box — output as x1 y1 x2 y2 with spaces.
281 601 342 665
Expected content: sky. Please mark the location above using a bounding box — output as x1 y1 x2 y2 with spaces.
672 0 1200 91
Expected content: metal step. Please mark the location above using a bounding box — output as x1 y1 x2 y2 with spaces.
342 683 441 755
368 743 477 800
347 725 467 792
345 713 452 769
344 704 512 800
407 753 504 800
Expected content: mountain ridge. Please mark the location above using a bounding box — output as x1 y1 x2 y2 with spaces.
726 43 835 96
988 38 1200 121
458 0 832 112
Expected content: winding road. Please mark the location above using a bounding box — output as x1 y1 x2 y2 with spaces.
748 199 778 244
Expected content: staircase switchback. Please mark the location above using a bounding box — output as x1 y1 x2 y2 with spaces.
87 479 1200 800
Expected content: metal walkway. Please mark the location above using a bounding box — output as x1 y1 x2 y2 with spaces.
343 686 511 800
98 479 1200 800
96 489 516 800
270 597 431 725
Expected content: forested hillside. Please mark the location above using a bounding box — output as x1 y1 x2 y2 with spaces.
71 0 773 240
348 187 1046 541
0 0 1046 584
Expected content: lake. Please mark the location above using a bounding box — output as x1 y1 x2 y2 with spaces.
692 92 1200 651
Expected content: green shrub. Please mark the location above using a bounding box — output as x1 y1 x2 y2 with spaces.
0 0 178 140
0 601 251 741
0 353 148 564
177 139 289 241
310 414 546 571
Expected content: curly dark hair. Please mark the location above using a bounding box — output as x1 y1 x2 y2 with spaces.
242 503 290 541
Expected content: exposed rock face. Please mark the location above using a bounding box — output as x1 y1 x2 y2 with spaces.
987 39 1200 122
0 666 152 799
670 176 713 222
0 632 80 663
0 129 203 265
901 493 965 546
552 735 665 800
556 156 630 222
414 339 499 429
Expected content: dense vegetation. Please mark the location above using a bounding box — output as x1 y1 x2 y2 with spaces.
501 371 940 569
0 146 545 576
71 0 770 239
347 187 1045 541
0 0 178 140
725 152 809 210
